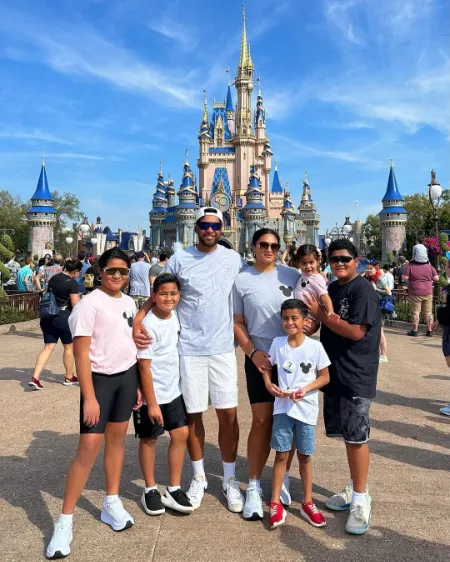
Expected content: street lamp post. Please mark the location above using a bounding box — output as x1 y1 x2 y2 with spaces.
428 169 442 269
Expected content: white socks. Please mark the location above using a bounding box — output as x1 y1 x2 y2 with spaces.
145 486 158 493
105 494 118 502
168 485 181 493
59 514 73 525
192 459 205 478
248 478 260 489
352 491 367 506
223 461 236 484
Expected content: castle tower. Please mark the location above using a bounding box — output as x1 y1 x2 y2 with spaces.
243 164 265 247
226 80 235 137
268 161 284 218
233 5 256 197
197 92 211 204
281 184 296 247
297 171 320 245
149 163 168 250
167 176 176 208
176 155 198 247
27 156 56 258
380 159 407 261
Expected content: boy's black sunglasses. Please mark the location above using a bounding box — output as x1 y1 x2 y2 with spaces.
330 256 354 264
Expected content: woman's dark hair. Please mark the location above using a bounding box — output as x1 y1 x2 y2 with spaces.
98 247 131 269
328 238 358 260
296 244 320 262
38 258 45 267
63 259 83 273
153 272 181 293
252 228 280 246
280 298 308 318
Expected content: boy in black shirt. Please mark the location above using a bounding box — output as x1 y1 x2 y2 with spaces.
304 239 381 535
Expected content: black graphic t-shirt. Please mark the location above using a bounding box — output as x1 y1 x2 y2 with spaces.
48 273 79 310
320 274 382 399
437 286 450 326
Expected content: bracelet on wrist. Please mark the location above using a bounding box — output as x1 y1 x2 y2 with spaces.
249 348 258 360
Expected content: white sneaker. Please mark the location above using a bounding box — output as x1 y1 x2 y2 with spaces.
345 492 372 535
379 355 388 363
223 477 244 513
100 497 134 531
46 518 73 559
186 476 208 510
243 485 263 520
325 482 353 511
280 477 292 506
440 404 450 416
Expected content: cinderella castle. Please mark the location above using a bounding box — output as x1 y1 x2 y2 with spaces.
149 7 320 254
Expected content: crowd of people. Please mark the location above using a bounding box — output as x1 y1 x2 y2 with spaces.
6 209 449 559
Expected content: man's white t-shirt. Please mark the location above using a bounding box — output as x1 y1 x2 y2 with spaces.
269 335 331 425
136 310 181 405
164 244 244 356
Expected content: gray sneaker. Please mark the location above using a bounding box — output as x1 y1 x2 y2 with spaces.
345 492 372 535
325 483 353 511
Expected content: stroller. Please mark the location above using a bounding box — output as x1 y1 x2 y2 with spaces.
380 295 397 327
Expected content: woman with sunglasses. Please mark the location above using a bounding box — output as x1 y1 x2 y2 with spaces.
365 260 391 363
47 248 139 560
233 228 301 520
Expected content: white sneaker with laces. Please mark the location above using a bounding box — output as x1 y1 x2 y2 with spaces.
345 492 372 535
379 355 388 363
243 485 263 520
46 519 73 559
325 482 353 511
280 478 292 506
223 477 244 513
100 497 134 531
186 476 208 509
440 404 450 416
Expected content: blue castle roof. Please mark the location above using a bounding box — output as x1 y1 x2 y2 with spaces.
380 206 407 214
28 206 56 214
209 106 232 141
31 161 54 201
382 161 404 202
271 166 283 193
226 84 233 112
210 167 232 199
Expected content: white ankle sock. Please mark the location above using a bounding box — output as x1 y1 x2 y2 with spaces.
283 472 290 483
59 513 73 525
349 479 353 487
192 459 205 478
168 485 181 493
248 478 260 489
145 486 158 493
352 491 366 506
105 494 118 502
223 461 236 484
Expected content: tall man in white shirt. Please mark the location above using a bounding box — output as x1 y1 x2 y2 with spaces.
133 207 245 513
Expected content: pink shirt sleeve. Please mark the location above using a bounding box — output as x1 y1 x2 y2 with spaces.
74 297 98 337
309 274 328 298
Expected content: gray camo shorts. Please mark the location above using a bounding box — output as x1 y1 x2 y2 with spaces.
324 394 371 444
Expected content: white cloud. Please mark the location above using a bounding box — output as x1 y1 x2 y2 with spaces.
324 0 363 45
0 129 74 145
148 17 198 51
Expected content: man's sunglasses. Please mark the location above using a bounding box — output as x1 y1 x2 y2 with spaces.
257 242 281 252
330 256 354 264
103 267 130 276
197 221 222 231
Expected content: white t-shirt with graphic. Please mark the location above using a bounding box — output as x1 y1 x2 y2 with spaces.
164 245 244 356
269 335 331 425
136 310 181 405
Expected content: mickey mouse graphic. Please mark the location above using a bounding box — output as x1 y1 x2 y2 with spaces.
300 278 310 289
300 362 312 374
123 311 134 328
279 285 293 297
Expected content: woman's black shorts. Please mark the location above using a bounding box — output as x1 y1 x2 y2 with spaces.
245 356 279 405
40 310 72 345
79 363 138 434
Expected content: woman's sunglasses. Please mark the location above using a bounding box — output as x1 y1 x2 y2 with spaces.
330 256 353 264
197 221 222 231
257 242 281 252
103 267 130 276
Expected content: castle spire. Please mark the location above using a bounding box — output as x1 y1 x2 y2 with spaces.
152 165 168 211
198 91 211 140
238 4 249 72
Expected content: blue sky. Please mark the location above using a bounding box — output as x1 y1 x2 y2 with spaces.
0 0 449 233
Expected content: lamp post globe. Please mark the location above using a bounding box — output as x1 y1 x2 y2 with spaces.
325 236 331 246
65 236 73 245
343 216 352 235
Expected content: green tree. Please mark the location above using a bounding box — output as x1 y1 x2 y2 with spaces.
403 191 450 251
364 214 382 260
0 191 29 252
51 191 83 255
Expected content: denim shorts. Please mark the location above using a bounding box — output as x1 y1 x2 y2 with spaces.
270 413 315 455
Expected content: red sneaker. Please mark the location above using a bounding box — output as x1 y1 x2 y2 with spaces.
269 502 286 529
28 378 44 390
63 375 79 386
300 501 326 527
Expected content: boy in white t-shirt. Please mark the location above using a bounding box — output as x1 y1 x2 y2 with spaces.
133 273 194 515
263 299 330 530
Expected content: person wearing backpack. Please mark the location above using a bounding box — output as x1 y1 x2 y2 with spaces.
433 255 450 416
28 259 83 390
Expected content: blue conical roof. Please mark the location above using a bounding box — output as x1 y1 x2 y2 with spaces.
226 84 233 112
31 160 53 201
271 165 283 193
382 161 404 202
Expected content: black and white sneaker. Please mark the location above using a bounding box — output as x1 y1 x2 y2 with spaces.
161 489 194 514
141 489 165 516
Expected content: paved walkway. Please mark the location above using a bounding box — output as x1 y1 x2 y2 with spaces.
0 326 449 561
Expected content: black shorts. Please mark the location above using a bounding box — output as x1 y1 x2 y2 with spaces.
133 395 187 439
324 394 372 444
40 311 72 345
80 363 138 434
442 327 450 357
245 356 279 405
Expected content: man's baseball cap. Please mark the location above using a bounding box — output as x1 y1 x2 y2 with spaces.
195 206 223 223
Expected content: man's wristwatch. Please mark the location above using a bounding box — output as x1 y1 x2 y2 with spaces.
248 348 258 360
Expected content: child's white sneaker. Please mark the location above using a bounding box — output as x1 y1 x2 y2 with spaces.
46 516 73 559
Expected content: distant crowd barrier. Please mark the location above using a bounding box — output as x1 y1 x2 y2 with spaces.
0 292 40 325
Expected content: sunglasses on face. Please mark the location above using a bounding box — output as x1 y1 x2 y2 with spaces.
197 221 222 231
103 267 130 276
330 256 354 264
257 242 281 252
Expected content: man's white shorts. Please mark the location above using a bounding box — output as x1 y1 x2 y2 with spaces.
180 351 238 414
